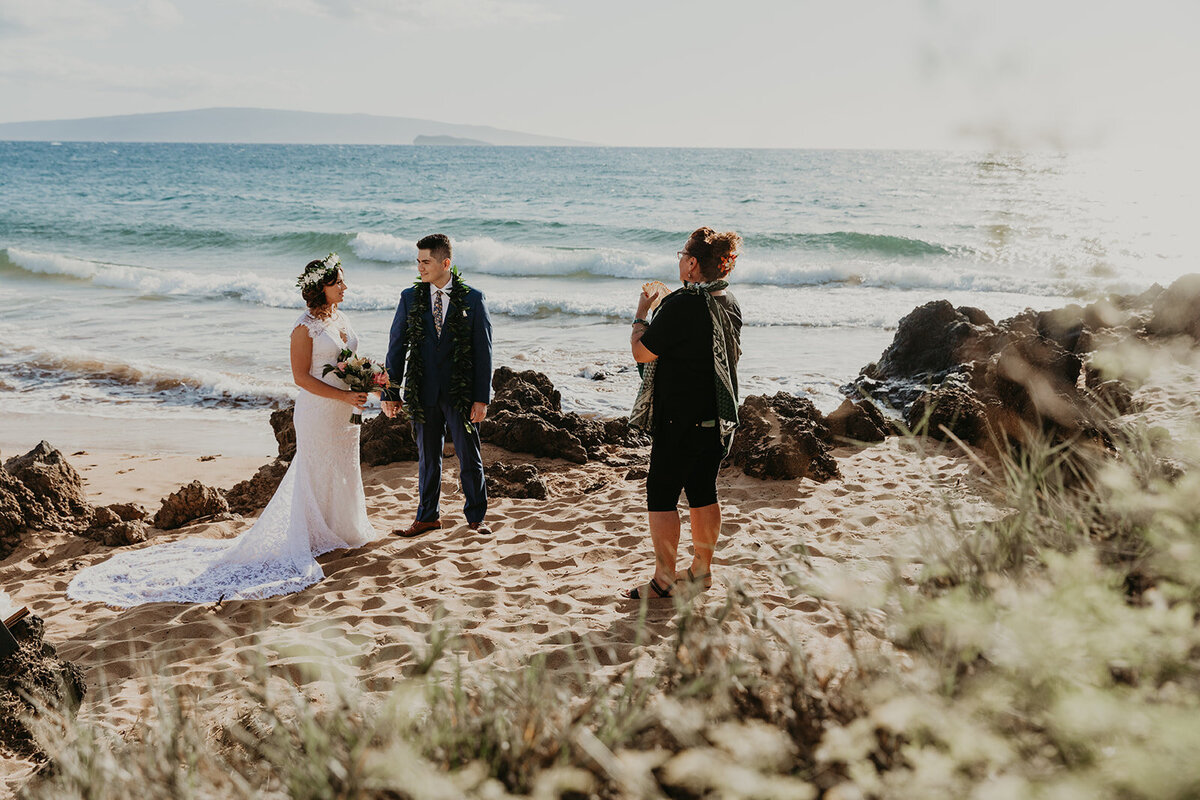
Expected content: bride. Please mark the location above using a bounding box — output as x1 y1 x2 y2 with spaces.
68 254 381 607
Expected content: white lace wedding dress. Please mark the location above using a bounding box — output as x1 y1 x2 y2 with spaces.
67 310 380 607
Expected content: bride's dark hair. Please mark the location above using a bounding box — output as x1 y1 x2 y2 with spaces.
300 260 341 314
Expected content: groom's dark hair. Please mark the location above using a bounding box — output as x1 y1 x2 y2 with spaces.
417 233 452 264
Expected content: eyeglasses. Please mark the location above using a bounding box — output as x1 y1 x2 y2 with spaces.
676 250 695 259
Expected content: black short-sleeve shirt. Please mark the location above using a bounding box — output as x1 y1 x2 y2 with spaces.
639 291 742 425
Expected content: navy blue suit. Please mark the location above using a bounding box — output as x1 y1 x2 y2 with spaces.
386 282 493 524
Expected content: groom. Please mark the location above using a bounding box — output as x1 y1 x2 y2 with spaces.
382 234 494 536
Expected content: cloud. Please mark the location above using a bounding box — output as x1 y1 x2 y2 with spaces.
0 42 288 100
262 0 557 29
140 0 184 28
0 0 114 39
0 0 182 41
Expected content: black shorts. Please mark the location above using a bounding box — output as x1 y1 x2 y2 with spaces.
646 420 724 512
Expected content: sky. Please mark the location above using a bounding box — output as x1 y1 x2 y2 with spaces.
0 0 1197 150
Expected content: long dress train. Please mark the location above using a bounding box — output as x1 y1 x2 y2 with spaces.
67 310 379 607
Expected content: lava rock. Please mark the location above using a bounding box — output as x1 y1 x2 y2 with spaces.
825 397 891 443
270 406 297 461
486 461 549 500
0 614 86 759
96 520 149 547
359 413 420 466
1147 273 1200 341
727 393 840 482
105 503 148 522
905 380 990 444
153 480 230 530
480 413 589 464
864 300 1001 384
480 367 635 463
81 503 153 547
0 470 38 559
1084 379 1136 417
224 459 290 516
2 442 93 533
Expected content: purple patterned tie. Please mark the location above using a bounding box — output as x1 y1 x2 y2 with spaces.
433 288 444 337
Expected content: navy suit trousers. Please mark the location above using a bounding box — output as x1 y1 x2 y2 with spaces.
413 397 487 524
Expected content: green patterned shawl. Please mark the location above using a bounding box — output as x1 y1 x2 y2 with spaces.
630 280 741 455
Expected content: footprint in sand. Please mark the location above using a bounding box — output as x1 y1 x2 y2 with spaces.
372 643 413 664
498 552 533 568
819 622 845 638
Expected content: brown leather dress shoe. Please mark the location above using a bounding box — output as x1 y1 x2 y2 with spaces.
468 521 493 535
394 519 441 538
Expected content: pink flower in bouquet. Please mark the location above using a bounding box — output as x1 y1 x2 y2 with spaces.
322 346 399 425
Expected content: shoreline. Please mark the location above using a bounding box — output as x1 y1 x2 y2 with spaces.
2 412 278 508
1 410 277 462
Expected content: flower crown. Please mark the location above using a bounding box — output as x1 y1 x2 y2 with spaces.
296 253 341 290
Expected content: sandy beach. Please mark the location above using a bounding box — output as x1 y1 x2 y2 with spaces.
0 421 1002 793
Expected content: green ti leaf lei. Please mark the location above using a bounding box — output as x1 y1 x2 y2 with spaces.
401 267 477 432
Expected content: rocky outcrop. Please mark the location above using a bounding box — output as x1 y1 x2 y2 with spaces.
1147 274 1200 341
261 369 649 470
84 503 150 547
486 461 549 500
847 283 1174 449
270 406 296 461
359 414 420 466
479 367 647 463
727 393 840 482
862 301 1002 387
0 470 37 560
153 480 230 530
2 442 93 534
483 414 589 464
90 520 149 547
0 614 86 758
825 397 891 443
1084 378 1136 417
104 503 148 522
223 459 290 516
904 378 990 443
603 417 652 449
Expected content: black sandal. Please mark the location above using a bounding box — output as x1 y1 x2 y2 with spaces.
684 567 713 590
626 577 673 600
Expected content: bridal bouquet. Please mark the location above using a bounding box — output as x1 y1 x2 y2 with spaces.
322 349 396 424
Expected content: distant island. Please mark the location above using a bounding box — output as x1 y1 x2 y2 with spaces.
0 108 591 147
413 134 491 146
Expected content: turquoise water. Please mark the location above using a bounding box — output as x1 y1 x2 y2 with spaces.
1 142 1193 442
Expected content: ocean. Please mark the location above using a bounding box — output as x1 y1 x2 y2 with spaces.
1 142 1194 455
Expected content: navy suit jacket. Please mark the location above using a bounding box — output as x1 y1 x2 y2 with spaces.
385 283 493 408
